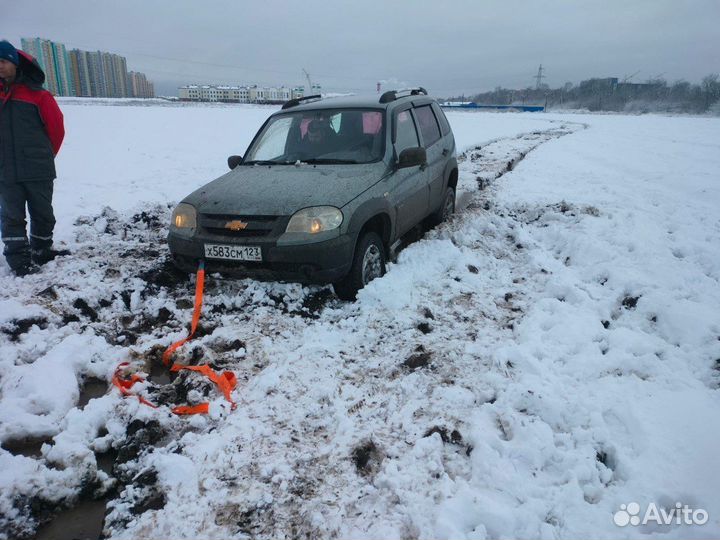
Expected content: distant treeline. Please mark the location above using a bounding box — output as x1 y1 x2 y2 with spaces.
448 74 720 114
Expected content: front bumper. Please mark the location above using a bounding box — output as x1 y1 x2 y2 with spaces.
168 231 353 284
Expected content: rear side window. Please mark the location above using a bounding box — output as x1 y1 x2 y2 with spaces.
432 103 451 136
414 105 441 147
395 110 419 154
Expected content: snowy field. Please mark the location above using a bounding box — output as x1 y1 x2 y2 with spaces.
0 101 719 539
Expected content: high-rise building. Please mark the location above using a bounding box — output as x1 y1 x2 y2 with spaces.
85 51 108 97
101 52 128 98
68 49 92 97
20 37 154 98
128 71 155 98
21 37 74 96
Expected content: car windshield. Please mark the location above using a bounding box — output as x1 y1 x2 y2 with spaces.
244 108 385 164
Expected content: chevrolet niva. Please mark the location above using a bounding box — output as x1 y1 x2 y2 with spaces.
168 88 458 299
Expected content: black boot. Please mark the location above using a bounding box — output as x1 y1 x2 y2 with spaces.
11 260 40 276
31 247 71 266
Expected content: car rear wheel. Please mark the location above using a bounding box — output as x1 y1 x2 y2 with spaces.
333 231 386 300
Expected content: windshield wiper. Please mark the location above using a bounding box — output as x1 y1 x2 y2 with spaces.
243 160 293 165
302 158 360 165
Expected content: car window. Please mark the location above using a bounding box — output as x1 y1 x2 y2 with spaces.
363 111 382 134
300 113 341 137
244 108 385 164
432 103 451 136
330 113 341 133
414 105 442 147
395 110 419 155
248 117 292 161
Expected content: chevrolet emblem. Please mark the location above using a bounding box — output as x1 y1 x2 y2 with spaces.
225 220 248 231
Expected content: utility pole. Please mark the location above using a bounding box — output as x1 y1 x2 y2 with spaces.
535 64 546 90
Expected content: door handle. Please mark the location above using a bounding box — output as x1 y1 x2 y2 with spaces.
441 148 449 156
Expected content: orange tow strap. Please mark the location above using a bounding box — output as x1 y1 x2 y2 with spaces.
162 261 206 367
112 260 237 414
111 362 158 409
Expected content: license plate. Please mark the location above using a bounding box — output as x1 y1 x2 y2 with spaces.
204 243 262 261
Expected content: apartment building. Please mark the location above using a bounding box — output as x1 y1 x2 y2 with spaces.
20 37 155 98
68 49 92 97
178 86 201 101
128 72 155 99
178 84 311 103
21 38 74 96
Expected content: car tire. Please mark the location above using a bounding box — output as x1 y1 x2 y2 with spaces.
333 231 386 300
430 186 456 226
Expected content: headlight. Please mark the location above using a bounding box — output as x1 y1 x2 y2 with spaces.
286 206 343 234
171 203 197 234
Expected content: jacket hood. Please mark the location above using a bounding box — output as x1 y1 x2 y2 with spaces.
17 50 45 88
184 162 387 216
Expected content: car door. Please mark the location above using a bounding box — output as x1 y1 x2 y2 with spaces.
414 103 447 212
388 108 429 236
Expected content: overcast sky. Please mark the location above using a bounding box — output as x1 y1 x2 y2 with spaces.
5 0 719 97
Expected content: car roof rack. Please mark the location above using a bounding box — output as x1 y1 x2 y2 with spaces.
379 87 428 104
281 94 323 110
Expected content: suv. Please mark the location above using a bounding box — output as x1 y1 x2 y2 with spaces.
168 88 458 299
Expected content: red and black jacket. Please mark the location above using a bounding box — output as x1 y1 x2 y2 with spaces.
0 50 65 183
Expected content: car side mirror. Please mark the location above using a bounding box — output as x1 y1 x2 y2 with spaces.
397 147 427 169
227 155 243 169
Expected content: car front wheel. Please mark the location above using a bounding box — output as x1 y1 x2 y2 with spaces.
333 231 386 300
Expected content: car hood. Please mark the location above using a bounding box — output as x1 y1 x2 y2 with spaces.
184 162 387 216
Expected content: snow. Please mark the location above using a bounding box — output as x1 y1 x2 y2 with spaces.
1 101 719 539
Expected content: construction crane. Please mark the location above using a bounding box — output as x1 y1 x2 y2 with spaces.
302 68 313 94
622 70 641 83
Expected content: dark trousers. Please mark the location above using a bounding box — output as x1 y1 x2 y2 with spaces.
0 180 55 269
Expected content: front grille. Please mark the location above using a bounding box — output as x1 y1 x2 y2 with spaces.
200 214 282 238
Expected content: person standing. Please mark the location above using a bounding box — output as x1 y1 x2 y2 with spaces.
0 40 66 276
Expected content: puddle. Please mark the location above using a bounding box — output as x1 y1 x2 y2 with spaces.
78 378 108 408
133 344 175 385
96 448 118 476
35 498 107 540
147 359 173 385
1 316 49 341
1 435 52 458
33 448 117 540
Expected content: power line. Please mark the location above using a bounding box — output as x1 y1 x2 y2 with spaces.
59 39 382 86
29 38 517 94
49 39 516 91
